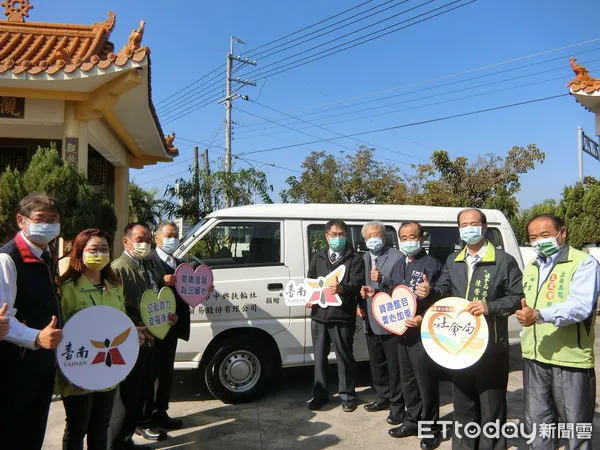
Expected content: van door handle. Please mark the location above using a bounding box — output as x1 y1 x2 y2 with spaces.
267 283 283 291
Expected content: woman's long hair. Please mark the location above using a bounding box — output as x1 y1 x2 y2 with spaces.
60 228 120 286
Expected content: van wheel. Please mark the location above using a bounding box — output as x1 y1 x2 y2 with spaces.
204 335 277 403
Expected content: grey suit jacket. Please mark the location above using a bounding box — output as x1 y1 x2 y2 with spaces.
361 246 405 335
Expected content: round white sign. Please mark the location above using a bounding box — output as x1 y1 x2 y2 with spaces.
57 305 139 390
421 297 489 369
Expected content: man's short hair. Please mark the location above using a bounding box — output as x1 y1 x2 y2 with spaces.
526 214 565 232
457 208 487 226
157 220 179 234
399 221 424 238
361 221 385 237
18 192 59 217
325 220 347 233
124 222 150 236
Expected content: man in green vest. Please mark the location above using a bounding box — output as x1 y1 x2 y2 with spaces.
517 214 599 450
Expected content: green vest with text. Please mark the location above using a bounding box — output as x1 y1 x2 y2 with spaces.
521 246 594 369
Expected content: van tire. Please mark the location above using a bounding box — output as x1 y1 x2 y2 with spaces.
204 335 277 403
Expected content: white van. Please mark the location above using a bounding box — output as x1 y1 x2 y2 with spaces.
173 204 523 403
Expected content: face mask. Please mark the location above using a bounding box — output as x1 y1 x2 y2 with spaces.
128 241 151 260
82 252 110 272
400 240 422 257
329 236 346 252
161 237 180 255
532 233 561 258
459 226 483 245
365 237 383 254
26 222 60 245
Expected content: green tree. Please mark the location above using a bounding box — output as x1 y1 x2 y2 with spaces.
405 145 545 219
280 146 406 203
559 176 600 248
510 199 560 245
163 166 273 222
128 182 164 230
0 145 116 242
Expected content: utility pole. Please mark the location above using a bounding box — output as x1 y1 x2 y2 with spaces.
219 36 257 206
193 146 200 222
201 147 211 213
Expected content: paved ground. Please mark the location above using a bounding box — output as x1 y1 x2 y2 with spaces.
44 331 600 449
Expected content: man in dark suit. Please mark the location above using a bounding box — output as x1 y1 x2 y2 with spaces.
144 221 190 431
358 221 406 425
307 220 364 412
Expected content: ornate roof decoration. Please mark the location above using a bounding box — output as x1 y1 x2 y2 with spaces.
165 132 179 155
0 7 150 76
568 58 600 93
2 0 33 23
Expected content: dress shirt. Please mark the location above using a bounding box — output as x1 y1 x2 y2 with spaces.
328 249 343 263
537 247 600 327
465 242 489 279
0 232 51 349
156 247 177 269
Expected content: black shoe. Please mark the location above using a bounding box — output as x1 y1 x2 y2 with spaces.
341 400 357 412
135 426 168 441
386 413 405 425
152 411 183 430
364 400 390 412
420 434 442 450
308 397 328 410
389 423 418 438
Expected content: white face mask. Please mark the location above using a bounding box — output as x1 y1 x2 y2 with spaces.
161 237 180 255
26 222 61 245
459 225 483 245
128 241 151 260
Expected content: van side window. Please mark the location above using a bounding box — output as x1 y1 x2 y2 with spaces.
184 221 281 267
307 224 398 261
423 226 504 264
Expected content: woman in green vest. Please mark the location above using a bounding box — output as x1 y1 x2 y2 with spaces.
57 228 141 450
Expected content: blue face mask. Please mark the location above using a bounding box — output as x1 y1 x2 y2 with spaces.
329 236 346 252
459 226 483 245
366 237 383 254
400 240 421 257
161 237 180 255
26 222 60 245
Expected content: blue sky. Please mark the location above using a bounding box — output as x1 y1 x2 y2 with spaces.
36 0 600 209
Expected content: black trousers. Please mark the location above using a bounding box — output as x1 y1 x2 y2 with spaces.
451 350 509 450
365 332 405 419
62 389 117 450
144 330 178 418
311 320 356 401
108 346 154 449
0 348 55 450
397 338 440 430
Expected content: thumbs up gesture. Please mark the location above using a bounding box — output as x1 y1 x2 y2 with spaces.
35 315 63 349
416 273 431 299
516 298 537 327
0 303 9 340
328 276 342 295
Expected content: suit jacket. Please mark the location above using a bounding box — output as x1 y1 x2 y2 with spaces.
360 246 405 335
149 250 191 341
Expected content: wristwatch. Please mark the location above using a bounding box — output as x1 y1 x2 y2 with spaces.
535 309 545 324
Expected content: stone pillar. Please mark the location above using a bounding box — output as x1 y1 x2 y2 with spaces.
62 101 88 173
113 166 129 254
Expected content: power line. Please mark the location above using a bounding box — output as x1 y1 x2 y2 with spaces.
240 93 569 156
155 65 223 108
240 0 474 80
158 0 475 124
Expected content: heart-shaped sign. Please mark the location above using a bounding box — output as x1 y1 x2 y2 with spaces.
174 263 214 307
371 285 417 335
140 287 177 339
421 297 489 369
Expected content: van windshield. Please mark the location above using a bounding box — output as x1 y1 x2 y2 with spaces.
181 218 208 243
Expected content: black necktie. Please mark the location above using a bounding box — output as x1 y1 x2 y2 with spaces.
41 250 52 266
330 252 337 263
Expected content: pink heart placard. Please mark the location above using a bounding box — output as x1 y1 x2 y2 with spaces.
371 285 417 335
174 263 213 307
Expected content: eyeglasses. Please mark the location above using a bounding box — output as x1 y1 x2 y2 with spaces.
84 247 110 254
327 232 346 238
